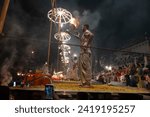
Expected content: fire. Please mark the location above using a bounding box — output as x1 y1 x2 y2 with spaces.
70 17 80 28
52 71 64 80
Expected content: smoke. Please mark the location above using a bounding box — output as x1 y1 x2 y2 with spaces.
73 10 101 30
7 17 24 35
0 1 41 84
57 0 150 49
0 48 16 86
57 0 101 30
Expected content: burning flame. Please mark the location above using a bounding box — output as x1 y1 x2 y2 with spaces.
70 17 80 28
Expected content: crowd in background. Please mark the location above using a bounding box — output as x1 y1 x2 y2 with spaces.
96 63 150 89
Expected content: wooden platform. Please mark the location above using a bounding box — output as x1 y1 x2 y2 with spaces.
10 81 150 94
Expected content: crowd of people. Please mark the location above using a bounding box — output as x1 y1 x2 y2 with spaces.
95 63 150 89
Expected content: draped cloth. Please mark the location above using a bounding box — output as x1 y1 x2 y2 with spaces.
79 30 93 85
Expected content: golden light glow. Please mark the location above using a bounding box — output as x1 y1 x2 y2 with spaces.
70 17 80 28
70 18 76 25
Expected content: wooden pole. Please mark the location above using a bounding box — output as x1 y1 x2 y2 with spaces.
47 0 55 70
0 0 10 34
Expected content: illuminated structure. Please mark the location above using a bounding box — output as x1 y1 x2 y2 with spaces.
54 32 71 42
48 8 72 25
48 7 73 72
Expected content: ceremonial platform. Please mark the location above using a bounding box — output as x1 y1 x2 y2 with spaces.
10 81 150 100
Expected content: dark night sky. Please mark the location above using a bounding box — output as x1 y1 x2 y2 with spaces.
1 0 150 71
5 0 150 47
